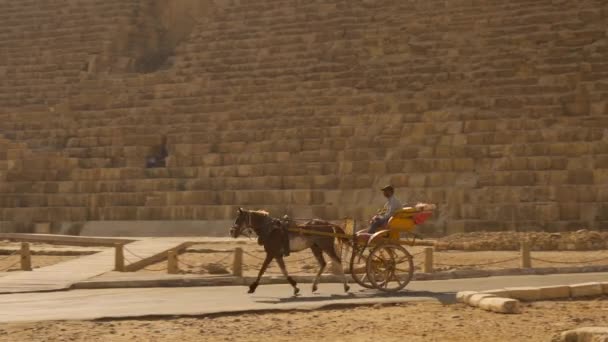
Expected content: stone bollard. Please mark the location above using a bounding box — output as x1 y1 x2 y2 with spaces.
233 247 243 277
520 241 531 269
20 242 32 271
114 244 125 272
423 247 433 273
167 250 179 275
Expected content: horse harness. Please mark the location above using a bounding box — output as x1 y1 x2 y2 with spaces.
246 212 291 256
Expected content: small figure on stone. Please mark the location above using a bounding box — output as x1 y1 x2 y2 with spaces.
146 156 159 168
145 136 169 168
367 185 403 234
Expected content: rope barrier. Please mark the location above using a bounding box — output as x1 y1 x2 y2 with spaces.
410 250 425 257
178 252 233 269
0 250 19 262
0 259 21 272
434 256 520 268
123 255 137 265
123 247 146 261
143 264 168 272
243 250 265 261
531 255 608 265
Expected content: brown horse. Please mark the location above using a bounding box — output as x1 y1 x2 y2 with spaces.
230 208 350 296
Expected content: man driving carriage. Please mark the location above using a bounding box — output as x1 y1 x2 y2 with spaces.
367 185 403 234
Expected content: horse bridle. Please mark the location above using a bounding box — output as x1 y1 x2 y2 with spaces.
232 211 255 238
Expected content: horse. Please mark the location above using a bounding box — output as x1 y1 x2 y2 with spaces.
230 208 350 296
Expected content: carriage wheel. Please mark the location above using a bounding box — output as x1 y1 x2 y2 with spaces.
366 243 414 292
349 244 374 289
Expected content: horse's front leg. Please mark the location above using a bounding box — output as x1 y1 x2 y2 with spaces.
275 255 300 296
249 254 273 294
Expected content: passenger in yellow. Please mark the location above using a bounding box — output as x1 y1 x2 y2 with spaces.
368 185 402 234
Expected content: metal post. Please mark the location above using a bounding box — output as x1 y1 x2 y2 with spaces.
521 241 531 268
114 244 125 272
167 250 179 274
232 247 243 277
423 247 434 273
20 242 32 271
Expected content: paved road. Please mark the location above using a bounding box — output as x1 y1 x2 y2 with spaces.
0 272 606 323
0 238 193 294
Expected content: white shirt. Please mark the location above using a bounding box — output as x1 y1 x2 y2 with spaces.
380 195 402 220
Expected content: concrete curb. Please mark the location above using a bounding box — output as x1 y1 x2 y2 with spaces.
72 274 351 290
72 276 240 289
414 265 608 281
456 281 608 314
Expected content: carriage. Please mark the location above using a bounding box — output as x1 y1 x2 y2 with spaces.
345 203 435 292
231 203 436 294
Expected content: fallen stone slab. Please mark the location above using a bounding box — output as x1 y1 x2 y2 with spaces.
468 293 496 306
570 282 604 298
455 290 520 314
456 291 477 303
477 297 520 314
555 327 608 342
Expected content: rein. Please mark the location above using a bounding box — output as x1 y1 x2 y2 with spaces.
235 211 272 240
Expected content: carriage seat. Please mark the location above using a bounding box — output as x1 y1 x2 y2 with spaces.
387 203 436 232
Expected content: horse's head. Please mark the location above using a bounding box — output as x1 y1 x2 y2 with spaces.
230 208 270 238
230 208 248 238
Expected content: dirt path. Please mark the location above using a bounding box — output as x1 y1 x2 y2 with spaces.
0 299 606 342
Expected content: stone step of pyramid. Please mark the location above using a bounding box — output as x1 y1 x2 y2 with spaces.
0 0 607 234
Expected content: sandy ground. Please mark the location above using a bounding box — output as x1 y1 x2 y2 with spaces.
0 299 606 342
136 241 608 276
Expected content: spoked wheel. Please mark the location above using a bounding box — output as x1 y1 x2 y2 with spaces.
366 243 414 293
349 244 374 289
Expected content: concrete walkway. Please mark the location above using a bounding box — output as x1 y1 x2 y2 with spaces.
0 239 187 294
0 272 605 323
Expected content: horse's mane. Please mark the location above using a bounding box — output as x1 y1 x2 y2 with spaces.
249 209 269 216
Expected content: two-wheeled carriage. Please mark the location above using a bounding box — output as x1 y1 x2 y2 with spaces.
345 203 435 292
230 203 435 294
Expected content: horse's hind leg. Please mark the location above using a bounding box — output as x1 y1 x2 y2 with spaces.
249 254 273 294
310 245 327 293
275 255 300 296
325 244 350 293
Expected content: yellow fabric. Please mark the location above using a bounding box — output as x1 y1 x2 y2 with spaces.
387 217 415 232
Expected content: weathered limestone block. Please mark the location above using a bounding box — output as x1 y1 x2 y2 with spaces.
468 293 496 306
556 327 608 342
568 169 595 184
505 287 542 301
477 297 521 314
456 291 477 303
570 282 603 298
591 102 607 116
